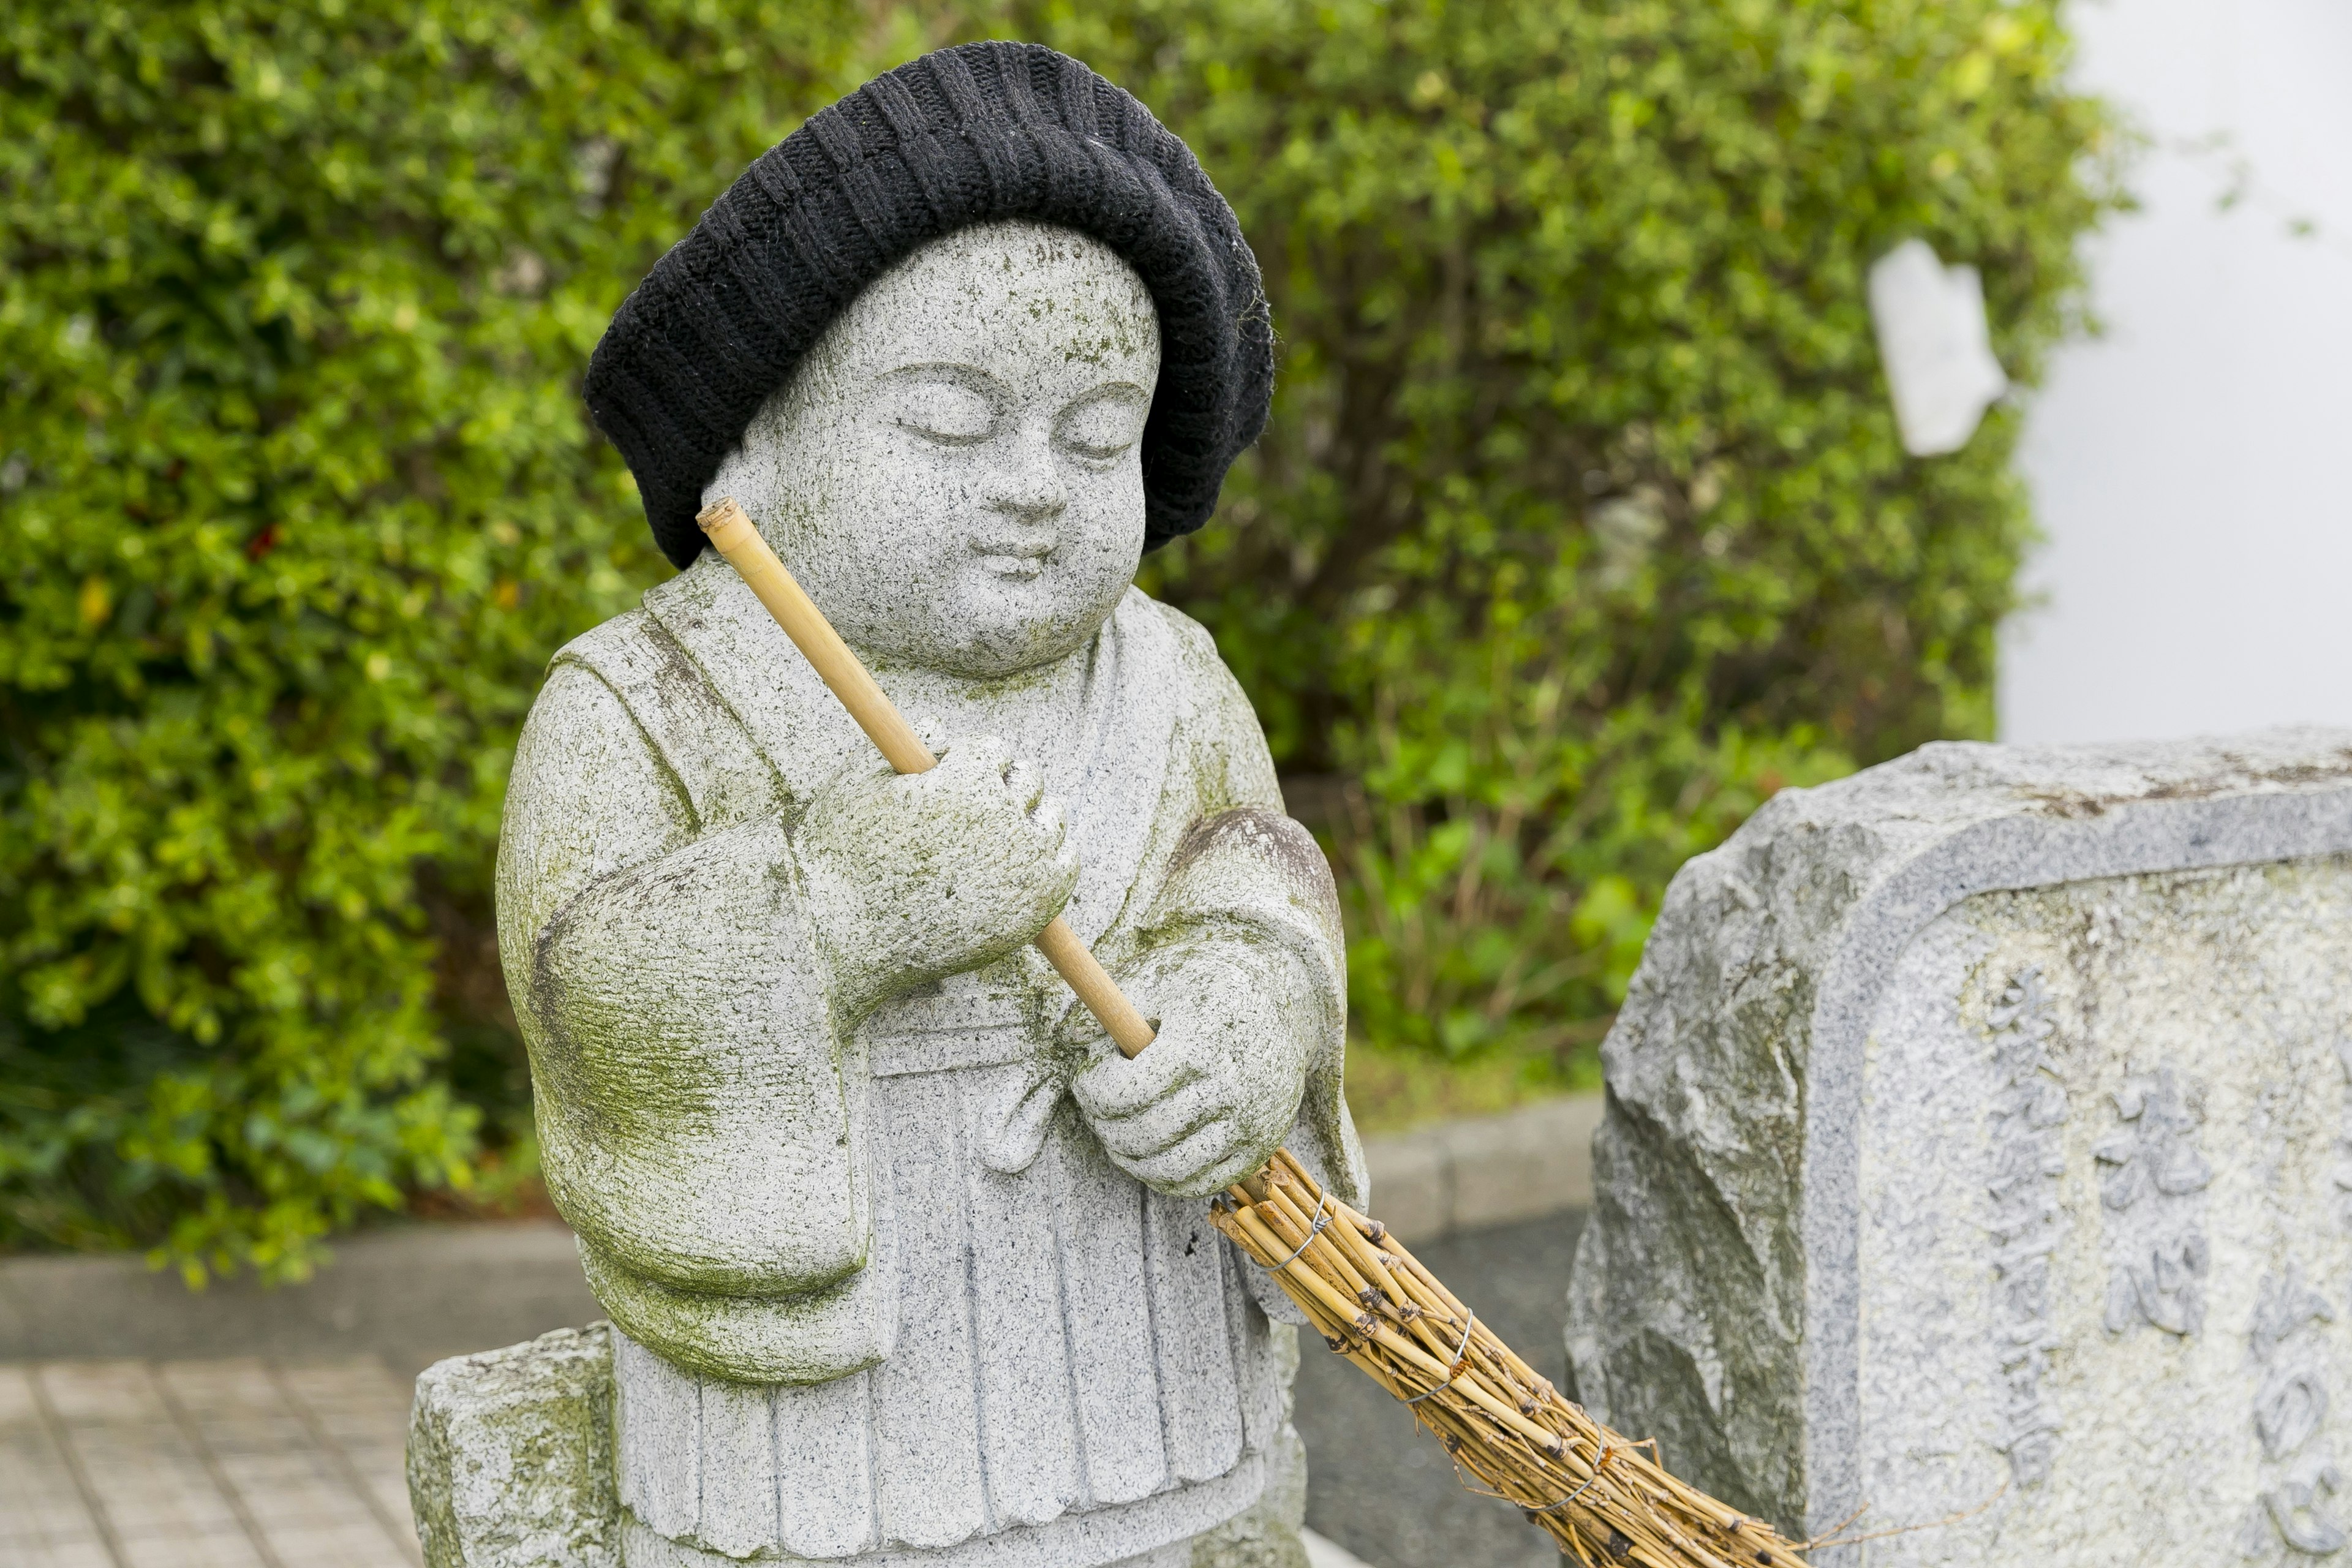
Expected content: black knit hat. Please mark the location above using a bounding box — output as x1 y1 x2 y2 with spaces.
586 41 1274 569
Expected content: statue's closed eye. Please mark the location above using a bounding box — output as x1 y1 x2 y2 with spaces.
892 377 997 445
1057 385 1148 460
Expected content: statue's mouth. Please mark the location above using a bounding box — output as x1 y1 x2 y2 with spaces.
976 547 1052 580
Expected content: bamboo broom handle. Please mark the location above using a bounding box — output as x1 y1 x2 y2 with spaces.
696 496 1159 1058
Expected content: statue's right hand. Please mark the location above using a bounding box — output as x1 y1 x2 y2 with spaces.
796 735 1079 1003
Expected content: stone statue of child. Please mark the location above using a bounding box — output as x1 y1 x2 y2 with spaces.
495 43 1363 1568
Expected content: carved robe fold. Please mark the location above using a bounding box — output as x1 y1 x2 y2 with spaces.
496 553 1362 1566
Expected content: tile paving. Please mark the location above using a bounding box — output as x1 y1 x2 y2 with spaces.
0 1359 418 1568
0 1354 1390 1568
0 1144 1592 1568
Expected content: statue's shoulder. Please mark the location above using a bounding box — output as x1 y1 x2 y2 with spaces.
1129 587 1261 728
539 606 705 737
1131 590 1215 657
1126 590 1242 709
543 603 780 831
548 606 666 687
550 554 736 695
1123 590 1278 805
548 594 733 737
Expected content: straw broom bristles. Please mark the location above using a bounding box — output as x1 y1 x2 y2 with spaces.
692 497 1812 1568
1213 1150 1812 1568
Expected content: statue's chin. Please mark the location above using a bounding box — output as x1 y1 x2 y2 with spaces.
862 597 1125 679
919 630 1095 679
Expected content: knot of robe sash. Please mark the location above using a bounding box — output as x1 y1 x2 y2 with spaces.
977 1055 1074 1175
863 1020 1090 1177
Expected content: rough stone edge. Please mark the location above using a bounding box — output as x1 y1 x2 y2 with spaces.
407 1322 619 1568
1192 1423 1311 1568
1564 727 2352 1548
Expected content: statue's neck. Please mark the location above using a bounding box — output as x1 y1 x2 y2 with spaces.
862 634 1097 773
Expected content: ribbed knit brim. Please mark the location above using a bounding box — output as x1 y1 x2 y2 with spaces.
585 42 1274 570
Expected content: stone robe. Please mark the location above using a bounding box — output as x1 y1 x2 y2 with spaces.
496 553 1362 1566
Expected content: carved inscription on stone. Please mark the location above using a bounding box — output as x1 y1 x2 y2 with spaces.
1570 744 2352 1568
2239 1265 2345 1559
1985 967 2067 1486
2095 1063 2214 1337
2242 1036 2352 1561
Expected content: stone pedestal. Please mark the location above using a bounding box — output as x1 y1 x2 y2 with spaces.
406 1325 1310 1568
1566 730 2352 1566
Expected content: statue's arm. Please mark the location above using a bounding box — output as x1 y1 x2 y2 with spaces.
498 661 1079 1293
1150 621 1347 1017
497 662 867 1295
1069 609 1357 1200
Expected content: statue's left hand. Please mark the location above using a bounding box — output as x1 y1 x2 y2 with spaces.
1069 943 1311 1197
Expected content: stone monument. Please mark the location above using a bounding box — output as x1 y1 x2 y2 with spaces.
1566 729 2352 1566
409 42 1360 1568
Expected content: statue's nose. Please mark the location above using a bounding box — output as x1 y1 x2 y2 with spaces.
983 426 1071 525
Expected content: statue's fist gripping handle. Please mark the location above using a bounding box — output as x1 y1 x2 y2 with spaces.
698 496 1158 1057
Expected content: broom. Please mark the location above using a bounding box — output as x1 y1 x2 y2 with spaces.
695 496 1812 1568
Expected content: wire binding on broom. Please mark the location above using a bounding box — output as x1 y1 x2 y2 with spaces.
1210 1148 1817 1568
1402 1310 1474 1405
1531 1455 1612 1517
1261 1189 1334 1269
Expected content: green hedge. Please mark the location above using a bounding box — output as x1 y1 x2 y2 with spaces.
1027 0 2120 1062
0 0 2119 1273
0 1 876 1275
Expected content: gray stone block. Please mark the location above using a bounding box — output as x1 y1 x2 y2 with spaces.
407 1325 619 1568
1439 1098 1599 1232
1189 1423 1311 1568
0 1222 598 1379
1566 728 2352 1566
1362 1096 1600 1244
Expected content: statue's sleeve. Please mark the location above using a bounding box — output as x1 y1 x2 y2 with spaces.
496 660 872 1303
1143 608 1367 1212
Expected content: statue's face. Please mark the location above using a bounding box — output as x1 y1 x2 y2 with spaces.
707 221 1161 678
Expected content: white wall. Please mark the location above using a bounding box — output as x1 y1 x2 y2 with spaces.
2000 0 2352 745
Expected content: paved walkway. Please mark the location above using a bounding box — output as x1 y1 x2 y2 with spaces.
0 1099 1597 1568
0 1350 1418 1568
1 1359 418 1568
0 1215 1584 1568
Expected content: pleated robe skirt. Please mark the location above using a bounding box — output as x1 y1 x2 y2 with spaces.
614 1042 1287 1567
